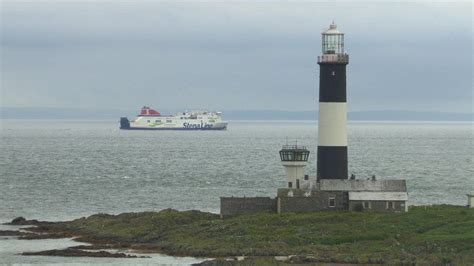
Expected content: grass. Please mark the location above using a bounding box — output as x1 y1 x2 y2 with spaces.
40 205 474 264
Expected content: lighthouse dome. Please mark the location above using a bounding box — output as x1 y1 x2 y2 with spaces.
323 22 343 35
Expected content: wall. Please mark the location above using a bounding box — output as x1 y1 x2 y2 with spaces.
349 200 406 212
277 191 346 213
220 197 276 217
320 179 407 192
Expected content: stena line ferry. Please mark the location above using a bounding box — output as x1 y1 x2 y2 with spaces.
120 106 228 130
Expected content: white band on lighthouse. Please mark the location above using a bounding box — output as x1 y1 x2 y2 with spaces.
318 102 347 147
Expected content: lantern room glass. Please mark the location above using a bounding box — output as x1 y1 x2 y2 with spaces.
279 150 309 161
322 33 344 54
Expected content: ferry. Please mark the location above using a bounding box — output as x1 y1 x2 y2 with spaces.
120 106 228 130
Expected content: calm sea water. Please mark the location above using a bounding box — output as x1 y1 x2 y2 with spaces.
0 119 473 264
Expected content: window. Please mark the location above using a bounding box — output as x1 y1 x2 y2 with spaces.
166 120 172 123
363 201 371 209
384 202 397 209
328 196 336 208
288 182 292 188
155 120 161 123
295 152 303 161
147 120 150 123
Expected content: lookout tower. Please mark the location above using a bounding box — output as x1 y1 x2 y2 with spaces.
316 22 349 181
279 144 310 189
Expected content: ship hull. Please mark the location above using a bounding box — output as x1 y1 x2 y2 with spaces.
121 127 227 130
119 115 227 130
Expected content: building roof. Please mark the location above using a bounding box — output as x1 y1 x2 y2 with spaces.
349 192 408 201
323 22 343 35
320 179 407 192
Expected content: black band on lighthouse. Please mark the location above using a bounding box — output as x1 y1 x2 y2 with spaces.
318 63 347 103
317 146 348 180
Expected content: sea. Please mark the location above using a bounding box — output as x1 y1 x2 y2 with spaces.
0 119 473 264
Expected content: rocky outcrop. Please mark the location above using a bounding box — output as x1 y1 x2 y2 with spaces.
5 216 51 226
8 217 38 225
21 247 149 258
0 230 24 236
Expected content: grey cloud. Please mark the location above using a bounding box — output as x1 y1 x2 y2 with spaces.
1 1 472 112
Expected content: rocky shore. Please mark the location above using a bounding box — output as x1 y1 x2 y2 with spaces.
21 248 146 258
3 205 473 264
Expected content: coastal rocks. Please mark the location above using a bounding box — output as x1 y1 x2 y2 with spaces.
288 255 320 263
196 255 378 265
21 247 150 258
18 231 72 240
0 230 24 236
3 217 74 240
0 229 47 240
8 217 40 225
0 229 70 240
6 216 47 226
194 257 278 266
11 217 27 224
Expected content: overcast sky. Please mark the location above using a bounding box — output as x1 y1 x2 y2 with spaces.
1 1 472 112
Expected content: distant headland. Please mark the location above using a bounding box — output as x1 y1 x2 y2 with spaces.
1 107 473 121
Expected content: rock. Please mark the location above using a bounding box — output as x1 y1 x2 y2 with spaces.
11 217 26 225
288 254 320 263
8 217 40 225
19 232 70 240
274 256 289 261
0 230 23 236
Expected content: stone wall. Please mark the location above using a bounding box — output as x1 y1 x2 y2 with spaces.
320 179 407 192
277 191 346 213
220 197 276 217
349 200 406 212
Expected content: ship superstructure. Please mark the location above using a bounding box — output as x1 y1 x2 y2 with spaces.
120 106 228 130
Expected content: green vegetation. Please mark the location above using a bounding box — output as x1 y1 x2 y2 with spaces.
37 206 473 264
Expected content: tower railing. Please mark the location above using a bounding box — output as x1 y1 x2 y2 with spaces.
281 145 308 150
317 54 349 64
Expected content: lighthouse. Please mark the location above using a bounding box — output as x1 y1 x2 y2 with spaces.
220 23 409 217
279 144 310 189
317 22 349 180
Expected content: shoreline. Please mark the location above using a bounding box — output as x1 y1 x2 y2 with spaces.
2 205 473 264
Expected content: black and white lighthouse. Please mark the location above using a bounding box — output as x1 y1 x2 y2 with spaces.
316 22 349 180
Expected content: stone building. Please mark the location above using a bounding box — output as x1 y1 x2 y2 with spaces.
221 177 408 217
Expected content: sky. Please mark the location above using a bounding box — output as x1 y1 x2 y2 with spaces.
1 1 472 113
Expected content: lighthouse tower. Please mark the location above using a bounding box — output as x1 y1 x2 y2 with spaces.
279 144 310 189
317 22 349 180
